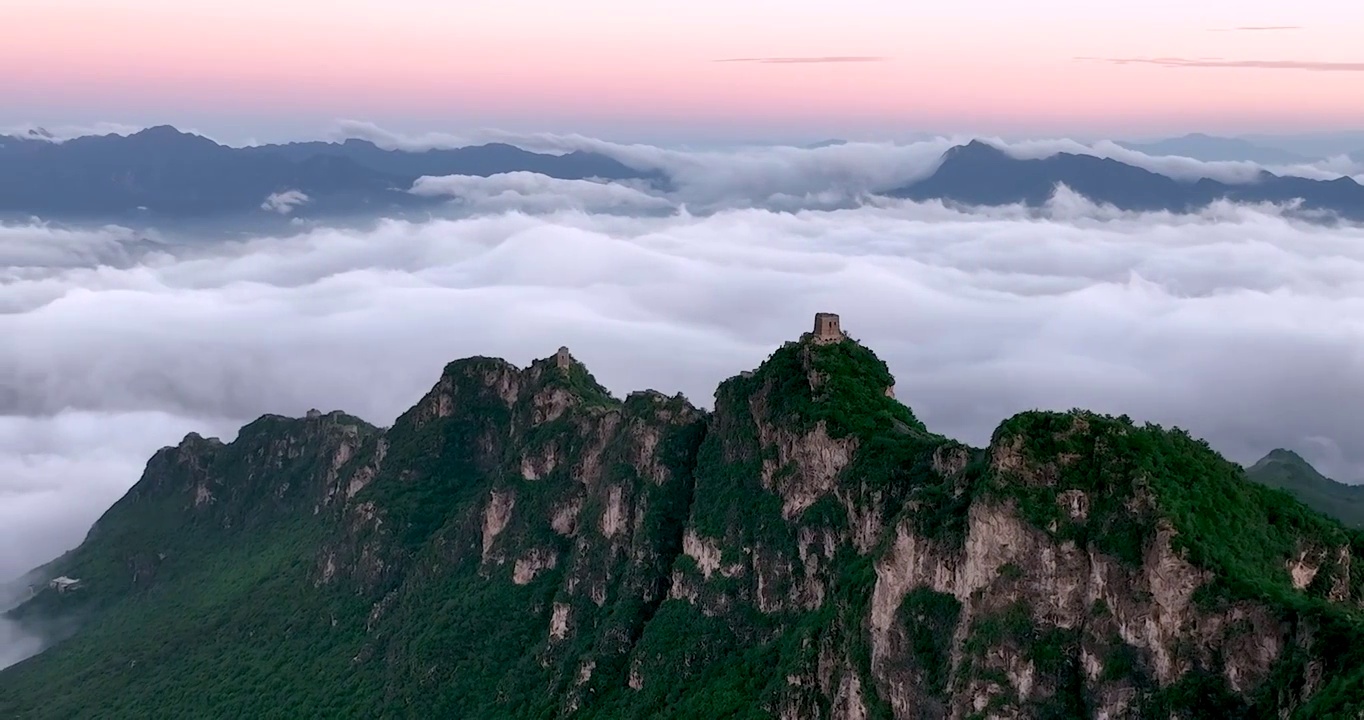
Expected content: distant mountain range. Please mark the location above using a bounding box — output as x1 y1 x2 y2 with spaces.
1117 133 1314 165
891 140 1364 219
1238 130 1364 160
1 127 1361 222
0 126 656 221
802 138 849 149
1245 449 1364 528
1119 132 1364 166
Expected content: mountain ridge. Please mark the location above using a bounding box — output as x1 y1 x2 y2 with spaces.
0 126 656 221
2 315 1363 718
2 126 1361 223
1118 134 1315 165
893 140 1364 219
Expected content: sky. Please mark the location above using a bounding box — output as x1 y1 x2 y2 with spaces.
3 0 1363 142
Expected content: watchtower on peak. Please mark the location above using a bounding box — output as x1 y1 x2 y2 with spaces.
555 346 572 370
812 312 845 344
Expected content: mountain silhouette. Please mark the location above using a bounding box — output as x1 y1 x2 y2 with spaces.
893 140 1364 218
1119 133 1314 164
0 126 656 220
241 138 654 184
3 129 1360 222
1245 448 1364 528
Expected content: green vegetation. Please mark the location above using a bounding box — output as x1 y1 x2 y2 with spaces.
992 412 1363 602
989 410 1364 716
0 414 383 719
760 336 926 439
3 334 1364 719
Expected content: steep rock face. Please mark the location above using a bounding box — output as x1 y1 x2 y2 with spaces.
861 411 1364 720
32 410 378 605
308 351 708 717
620 336 962 718
587 338 1364 720
4 325 1364 720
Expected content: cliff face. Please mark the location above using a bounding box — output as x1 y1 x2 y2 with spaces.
313 351 710 717
3 326 1363 719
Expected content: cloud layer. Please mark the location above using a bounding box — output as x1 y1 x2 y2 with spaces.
0 614 43 671
6 192 1364 563
411 172 673 215
6 159 1364 664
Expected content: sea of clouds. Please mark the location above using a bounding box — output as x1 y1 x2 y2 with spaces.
4 135 1364 667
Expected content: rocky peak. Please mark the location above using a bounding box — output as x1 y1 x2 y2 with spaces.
728 317 923 440
397 350 619 433
121 431 224 503
1252 447 1312 470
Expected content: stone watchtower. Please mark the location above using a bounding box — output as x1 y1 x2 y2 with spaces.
555 346 572 370
812 312 845 344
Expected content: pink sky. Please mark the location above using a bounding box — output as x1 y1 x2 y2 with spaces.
4 0 1362 139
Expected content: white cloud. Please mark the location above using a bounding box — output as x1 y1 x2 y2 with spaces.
6 187 1364 663
331 119 605 157
0 222 165 270
260 190 310 215
0 409 224 668
394 137 1035 214
411 172 674 215
1286 154 1364 184
0 617 43 671
1 572 41 669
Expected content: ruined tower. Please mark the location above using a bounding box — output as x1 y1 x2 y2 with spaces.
555 346 572 370
812 312 844 344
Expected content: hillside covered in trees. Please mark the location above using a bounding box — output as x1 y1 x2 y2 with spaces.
3 316 1363 719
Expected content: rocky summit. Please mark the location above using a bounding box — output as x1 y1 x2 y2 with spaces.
2 316 1363 719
